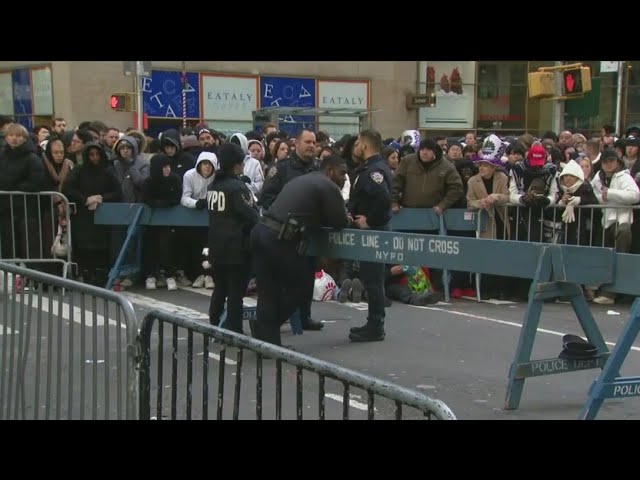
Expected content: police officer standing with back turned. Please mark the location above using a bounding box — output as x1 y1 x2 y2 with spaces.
250 155 350 346
347 129 393 342
258 128 323 331
206 143 259 335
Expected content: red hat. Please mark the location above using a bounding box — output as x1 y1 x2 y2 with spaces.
527 144 547 167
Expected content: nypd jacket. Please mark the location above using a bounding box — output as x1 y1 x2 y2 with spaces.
206 172 259 265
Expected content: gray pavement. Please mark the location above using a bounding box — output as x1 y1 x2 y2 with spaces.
2 284 639 420
122 286 640 420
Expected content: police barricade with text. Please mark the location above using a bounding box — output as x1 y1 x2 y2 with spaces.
138 308 457 420
0 191 75 283
308 226 640 419
0 261 139 419
94 204 485 331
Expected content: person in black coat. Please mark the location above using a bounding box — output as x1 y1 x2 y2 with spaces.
0 122 45 263
141 154 182 290
63 142 122 285
207 143 259 334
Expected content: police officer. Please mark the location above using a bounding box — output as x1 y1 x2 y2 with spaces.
259 128 323 331
206 143 259 335
251 155 350 346
347 129 393 342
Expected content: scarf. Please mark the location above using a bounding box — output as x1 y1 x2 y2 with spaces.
44 158 74 191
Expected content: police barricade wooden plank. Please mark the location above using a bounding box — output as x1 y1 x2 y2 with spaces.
309 228 620 416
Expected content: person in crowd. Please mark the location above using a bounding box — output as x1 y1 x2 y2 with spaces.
141 154 182 291
181 151 217 289
63 143 121 286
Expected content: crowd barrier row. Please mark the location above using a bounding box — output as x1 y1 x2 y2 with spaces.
0 261 456 420
0 191 75 283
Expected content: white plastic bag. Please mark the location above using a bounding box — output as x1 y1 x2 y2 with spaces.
313 270 337 302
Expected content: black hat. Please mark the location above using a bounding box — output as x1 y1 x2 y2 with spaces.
218 142 245 171
600 148 620 163
558 334 598 360
418 138 443 160
625 135 640 147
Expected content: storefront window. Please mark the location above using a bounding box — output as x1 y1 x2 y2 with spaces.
476 62 527 132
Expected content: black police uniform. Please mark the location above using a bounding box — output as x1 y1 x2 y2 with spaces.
258 152 322 330
251 171 350 346
347 154 393 342
207 172 259 334
258 152 319 210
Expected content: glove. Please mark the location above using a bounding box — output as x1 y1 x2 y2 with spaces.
195 199 207 210
561 196 581 223
239 175 251 184
202 260 212 270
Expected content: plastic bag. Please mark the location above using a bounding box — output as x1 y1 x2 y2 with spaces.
313 270 337 302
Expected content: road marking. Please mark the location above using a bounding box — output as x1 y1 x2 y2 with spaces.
414 305 640 352
324 393 375 412
196 351 237 366
122 292 208 320
177 286 257 307
13 293 117 328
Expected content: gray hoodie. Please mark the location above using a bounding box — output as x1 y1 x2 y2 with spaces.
113 135 150 203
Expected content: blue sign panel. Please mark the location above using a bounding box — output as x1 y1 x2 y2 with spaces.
142 70 200 119
12 69 32 130
259 76 316 137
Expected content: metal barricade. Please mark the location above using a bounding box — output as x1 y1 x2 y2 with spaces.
139 309 457 420
476 204 640 249
0 261 139 420
0 191 75 281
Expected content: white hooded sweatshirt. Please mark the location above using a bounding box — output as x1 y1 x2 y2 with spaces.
181 152 217 208
230 133 264 197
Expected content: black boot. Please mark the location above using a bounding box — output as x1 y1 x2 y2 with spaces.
348 322 385 342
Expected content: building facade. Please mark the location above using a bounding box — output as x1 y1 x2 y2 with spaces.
0 60 636 139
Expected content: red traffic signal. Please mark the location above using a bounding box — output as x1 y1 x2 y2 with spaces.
110 94 122 109
110 93 134 111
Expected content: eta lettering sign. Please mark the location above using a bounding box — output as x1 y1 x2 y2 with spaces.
259 76 316 136
142 70 200 119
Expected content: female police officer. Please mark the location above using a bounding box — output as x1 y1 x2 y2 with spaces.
207 142 259 334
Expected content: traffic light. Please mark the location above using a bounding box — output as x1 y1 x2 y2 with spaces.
562 67 592 96
110 92 135 111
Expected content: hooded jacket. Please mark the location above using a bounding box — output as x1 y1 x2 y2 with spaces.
181 151 217 208
231 133 264 196
62 143 122 250
160 128 196 178
142 154 182 208
113 135 150 203
591 161 640 228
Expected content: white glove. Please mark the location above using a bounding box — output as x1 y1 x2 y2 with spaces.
561 196 581 223
202 260 212 270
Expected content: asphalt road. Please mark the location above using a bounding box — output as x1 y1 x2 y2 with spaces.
2 285 639 420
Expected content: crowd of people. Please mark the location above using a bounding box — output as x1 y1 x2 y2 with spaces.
1 113 639 340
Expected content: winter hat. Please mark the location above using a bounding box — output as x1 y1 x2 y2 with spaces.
418 138 443 161
600 148 621 164
474 133 505 167
401 129 421 149
218 143 245 171
625 135 640 147
196 127 213 139
527 144 547 167
559 159 584 182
